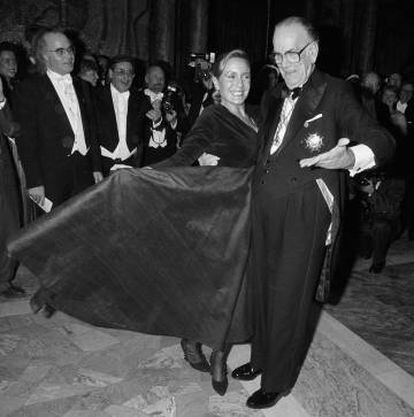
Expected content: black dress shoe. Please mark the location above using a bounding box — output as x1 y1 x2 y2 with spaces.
210 349 228 396
246 388 286 409
231 362 262 381
180 339 210 373
29 296 56 318
369 261 385 274
41 304 56 318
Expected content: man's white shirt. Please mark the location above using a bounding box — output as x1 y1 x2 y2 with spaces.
47 69 88 155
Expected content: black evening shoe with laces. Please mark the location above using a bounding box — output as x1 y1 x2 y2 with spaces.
180 339 210 373
210 349 228 396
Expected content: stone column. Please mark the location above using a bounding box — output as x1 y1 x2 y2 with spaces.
149 0 176 63
358 0 378 73
187 0 209 54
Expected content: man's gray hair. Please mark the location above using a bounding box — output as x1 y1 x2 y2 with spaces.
275 16 319 43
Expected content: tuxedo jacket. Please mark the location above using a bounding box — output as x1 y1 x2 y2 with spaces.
137 90 188 166
256 69 395 206
256 69 395 301
187 83 215 128
12 74 101 188
94 85 143 165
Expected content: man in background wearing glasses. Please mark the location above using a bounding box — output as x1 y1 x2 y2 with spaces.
232 16 395 410
94 55 143 176
13 28 103 212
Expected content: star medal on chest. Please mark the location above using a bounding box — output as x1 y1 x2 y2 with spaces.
303 132 324 153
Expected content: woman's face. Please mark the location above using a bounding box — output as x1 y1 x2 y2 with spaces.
214 57 250 107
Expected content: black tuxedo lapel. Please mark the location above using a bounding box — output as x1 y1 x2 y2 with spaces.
278 70 327 155
102 86 120 145
73 78 91 143
258 97 283 166
41 75 73 135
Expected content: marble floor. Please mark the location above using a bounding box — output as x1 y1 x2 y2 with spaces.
1 236 414 417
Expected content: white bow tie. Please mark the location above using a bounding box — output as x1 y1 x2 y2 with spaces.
144 89 163 103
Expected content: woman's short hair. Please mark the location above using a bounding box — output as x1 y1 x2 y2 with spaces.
212 49 250 78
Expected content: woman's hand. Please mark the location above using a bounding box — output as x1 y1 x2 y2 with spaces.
198 153 220 166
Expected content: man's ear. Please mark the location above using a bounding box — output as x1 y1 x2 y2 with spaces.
212 76 219 91
144 74 149 86
309 41 319 64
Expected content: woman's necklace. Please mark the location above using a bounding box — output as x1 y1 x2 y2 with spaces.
237 113 258 132
224 104 258 132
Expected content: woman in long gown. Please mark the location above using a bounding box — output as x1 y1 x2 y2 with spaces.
9 49 259 396
0 77 22 297
154 49 259 394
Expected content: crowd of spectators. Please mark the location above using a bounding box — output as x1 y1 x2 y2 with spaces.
0 25 412 299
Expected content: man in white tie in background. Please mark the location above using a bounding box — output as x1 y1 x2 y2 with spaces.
94 55 143 176
13 28 103 210
138 63 188 166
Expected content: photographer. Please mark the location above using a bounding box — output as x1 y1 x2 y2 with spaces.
186 54 219 128
139 63 188 166
354 171 405 273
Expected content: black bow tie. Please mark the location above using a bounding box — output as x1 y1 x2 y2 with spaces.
289 87 302 99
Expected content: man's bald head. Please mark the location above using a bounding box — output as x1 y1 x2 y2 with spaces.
272 16 319 89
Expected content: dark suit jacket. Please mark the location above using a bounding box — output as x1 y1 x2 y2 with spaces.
256 69 395 301
12 74 101 189
94 85 143 167
257 69 395 205
137 91 188 166
187 83 215 128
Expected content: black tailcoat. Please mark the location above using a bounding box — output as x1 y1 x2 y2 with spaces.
94 86 143 175
12 74 101 206
250 70 395 392
137 91 187 166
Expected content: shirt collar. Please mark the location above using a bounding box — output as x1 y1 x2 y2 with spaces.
47 69 72 83
111 83 130 99
144 88 163 103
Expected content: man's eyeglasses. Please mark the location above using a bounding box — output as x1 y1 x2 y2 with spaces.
47 46 75 57
113 69 135 77
271 40 314 65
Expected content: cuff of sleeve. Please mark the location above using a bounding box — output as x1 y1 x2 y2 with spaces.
348 144 376 177
0 98 6 110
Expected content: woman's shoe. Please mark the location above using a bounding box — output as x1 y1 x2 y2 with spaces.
210 349 228 396
180 339 210 373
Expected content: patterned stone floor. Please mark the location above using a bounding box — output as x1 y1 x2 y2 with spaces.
1 235 414 416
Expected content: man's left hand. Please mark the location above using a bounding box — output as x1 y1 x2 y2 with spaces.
165 110 177 124
299 138 355 170
93 171 104 183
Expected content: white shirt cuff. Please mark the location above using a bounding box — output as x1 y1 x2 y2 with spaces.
0 98 6 110
348 144 376 177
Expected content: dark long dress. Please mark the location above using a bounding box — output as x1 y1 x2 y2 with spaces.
0 122 20 288
9 104 259 349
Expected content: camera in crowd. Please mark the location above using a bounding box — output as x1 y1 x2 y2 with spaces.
189 52 216 84
162 84 176 113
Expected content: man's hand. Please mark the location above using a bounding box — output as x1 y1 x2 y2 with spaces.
146 108 162 123
93 171 103 183
165 109 177 124
299 138 355 170
198 152 220 166
28 185 45 206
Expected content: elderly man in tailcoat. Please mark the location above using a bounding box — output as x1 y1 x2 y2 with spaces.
232 16 395 409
